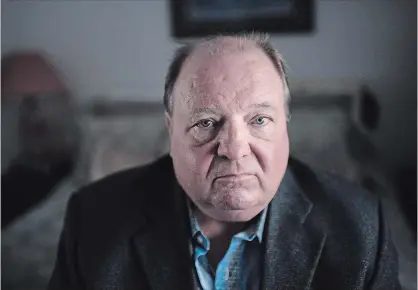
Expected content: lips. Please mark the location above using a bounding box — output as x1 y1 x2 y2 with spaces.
215 174 255 182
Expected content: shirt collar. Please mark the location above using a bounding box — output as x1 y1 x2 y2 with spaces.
187 199 268 244
188 199 201 238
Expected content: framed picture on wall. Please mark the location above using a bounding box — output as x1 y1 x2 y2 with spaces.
170 0 315 38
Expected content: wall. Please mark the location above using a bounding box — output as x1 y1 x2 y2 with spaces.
1 0 416 168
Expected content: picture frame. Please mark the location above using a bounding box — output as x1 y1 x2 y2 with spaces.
170 0 315 38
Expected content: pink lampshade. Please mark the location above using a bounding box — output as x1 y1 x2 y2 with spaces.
1 52 66 102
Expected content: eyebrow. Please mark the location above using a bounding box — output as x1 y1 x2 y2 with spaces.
189 102 276 118
247 102 276 110
190 107 221 117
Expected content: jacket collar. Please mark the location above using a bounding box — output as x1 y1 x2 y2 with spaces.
131 156 327 290
131 155 198 290
262 158 328 290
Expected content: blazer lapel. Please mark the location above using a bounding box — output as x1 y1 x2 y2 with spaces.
131 159 198 290
262 162 328 290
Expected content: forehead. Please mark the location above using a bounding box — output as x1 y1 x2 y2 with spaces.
173 47 284 112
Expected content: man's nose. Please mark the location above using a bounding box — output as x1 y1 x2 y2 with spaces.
217 123 251 160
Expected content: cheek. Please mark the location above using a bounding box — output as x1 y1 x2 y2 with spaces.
271 128 290 171
271 125 289 158
250 126 274 141
187 146 214 177
190 128 215 145
252 125 289 172
171 134 214 177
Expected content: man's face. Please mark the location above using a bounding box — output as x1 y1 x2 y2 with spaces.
167 45 289 222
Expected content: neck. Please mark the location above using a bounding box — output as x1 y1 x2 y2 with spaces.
193 208 248 240
194 208 250 269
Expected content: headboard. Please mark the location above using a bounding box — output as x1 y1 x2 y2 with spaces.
2 78 372 290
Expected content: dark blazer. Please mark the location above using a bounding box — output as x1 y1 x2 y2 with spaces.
48 155 400 290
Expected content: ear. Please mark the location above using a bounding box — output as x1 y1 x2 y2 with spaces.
164 112 173 156
164 111 172 137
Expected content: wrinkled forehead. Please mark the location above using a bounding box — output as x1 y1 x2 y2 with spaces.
173 46 284 112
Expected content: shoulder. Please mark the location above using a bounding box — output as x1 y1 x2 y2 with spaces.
67 155 174 230
287 158 400 286
288 157 380 238
74 155 173 204
289 157 378 214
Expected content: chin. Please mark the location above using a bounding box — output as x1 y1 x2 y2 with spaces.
204 203 266 222
204 188 262 218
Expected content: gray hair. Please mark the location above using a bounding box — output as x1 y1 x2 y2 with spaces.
163 33 291 118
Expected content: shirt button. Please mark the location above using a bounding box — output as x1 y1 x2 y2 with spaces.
225 268 230 280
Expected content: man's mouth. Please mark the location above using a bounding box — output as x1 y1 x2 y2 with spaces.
215 174 255 182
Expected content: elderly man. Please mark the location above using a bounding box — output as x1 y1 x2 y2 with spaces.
48 34 400 290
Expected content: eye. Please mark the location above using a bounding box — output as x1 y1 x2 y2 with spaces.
252 116 270 126
196 119 215 128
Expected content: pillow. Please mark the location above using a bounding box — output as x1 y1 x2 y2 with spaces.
86 113 169 182
89 138 158 181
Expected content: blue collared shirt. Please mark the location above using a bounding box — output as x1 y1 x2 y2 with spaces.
188 202 268 290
